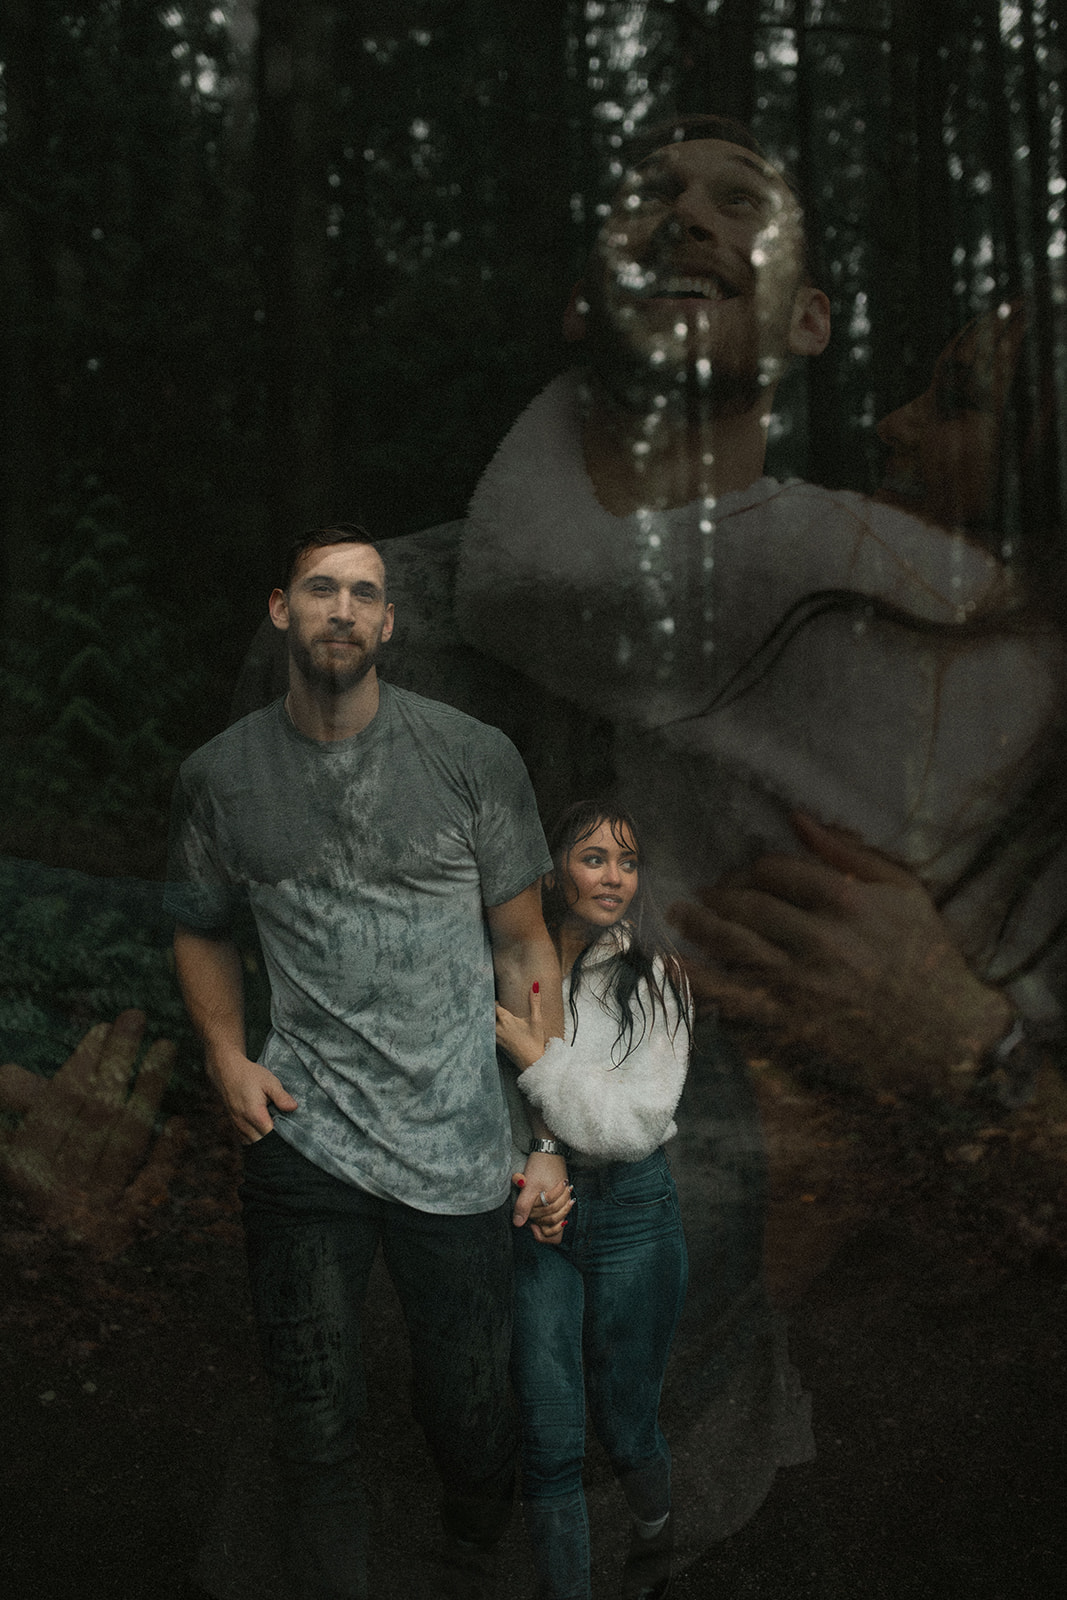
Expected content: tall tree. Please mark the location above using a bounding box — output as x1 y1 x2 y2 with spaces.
0 0 55 620
253 0 342 567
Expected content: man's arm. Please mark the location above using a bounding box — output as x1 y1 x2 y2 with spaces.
668 814 1013 1098
173 924 298 1142
485 883 569 1231
486 882 564 1033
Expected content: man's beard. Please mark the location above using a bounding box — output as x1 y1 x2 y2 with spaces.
288 631 382 694
580 242 800 421
581 289 769 420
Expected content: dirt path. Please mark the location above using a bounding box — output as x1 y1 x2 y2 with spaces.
2 1074 1065 1599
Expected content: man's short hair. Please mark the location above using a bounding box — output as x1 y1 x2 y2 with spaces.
620 113 826 291
284 524 386 591
623 113 769 171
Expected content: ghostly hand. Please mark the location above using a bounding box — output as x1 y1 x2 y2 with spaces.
668 814 1012 1097
0 1009 182 1249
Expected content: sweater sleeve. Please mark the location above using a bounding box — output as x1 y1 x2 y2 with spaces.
518 966 690 1161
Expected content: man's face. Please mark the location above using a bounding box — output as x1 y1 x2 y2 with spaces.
270 543 394 694
583 138 814 405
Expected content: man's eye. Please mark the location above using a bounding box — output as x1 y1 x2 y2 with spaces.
624 173 676 209
625 189 665 212
724 189 762 210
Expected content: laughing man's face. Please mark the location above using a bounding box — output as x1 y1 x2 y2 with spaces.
584 138 812 406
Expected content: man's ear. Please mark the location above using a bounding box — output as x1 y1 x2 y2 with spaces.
563 282 589 343
787 285 831 358
381 602 395 645
268 588 290 632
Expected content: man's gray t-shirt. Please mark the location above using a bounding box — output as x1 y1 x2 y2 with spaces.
165 682 552 1213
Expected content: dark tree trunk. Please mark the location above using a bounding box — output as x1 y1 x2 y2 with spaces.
0 0 55 626
676 0 759 125
253 0 340 570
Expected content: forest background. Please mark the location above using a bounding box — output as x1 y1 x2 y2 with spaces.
0 0 1064 1083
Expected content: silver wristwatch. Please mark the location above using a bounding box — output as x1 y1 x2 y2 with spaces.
528 1138 565 1156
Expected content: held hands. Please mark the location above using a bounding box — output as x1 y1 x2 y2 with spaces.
496 979 548 1071
500 981 572 1243
512 1161 574 1244
668 813 1012 1097
206 1045 298 1143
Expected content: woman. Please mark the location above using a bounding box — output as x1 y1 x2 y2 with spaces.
496 800 692 1600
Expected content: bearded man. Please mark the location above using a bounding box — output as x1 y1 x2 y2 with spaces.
169 527 566 1600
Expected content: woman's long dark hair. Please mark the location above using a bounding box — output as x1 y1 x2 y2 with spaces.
542 800 691 1065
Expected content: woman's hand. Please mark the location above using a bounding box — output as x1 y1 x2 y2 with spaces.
496 980 548 1071
513 1170 574 1244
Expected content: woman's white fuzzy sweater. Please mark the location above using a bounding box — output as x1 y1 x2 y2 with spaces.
518 930 690 1164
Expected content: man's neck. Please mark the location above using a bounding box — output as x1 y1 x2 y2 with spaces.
284 670 381 743
579 371 772 517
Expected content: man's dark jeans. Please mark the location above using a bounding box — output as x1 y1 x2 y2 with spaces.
240 1131 517 1600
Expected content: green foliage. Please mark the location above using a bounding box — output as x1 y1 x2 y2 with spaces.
0 489 200 844
0 860 187 1077
0 856 270 1092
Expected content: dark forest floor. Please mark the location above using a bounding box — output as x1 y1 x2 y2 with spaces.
2 1070 1065 1600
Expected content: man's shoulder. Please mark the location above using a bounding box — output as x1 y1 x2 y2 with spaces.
743 479 1002 615
381 520 464 663
376 521 541 737
383 681 511 753
384 519 464 599
181 700 282 784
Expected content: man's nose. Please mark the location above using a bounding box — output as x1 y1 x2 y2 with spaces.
329 593 357 623
668 186 718 244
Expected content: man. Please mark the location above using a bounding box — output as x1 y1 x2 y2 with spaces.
167 526 566 1600
451 116 1059 1095
231 118 1063 1552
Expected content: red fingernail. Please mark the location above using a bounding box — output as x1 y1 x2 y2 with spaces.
515 1177 526 1187
532 981 539 994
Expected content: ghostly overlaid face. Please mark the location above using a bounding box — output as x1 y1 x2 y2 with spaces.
877 304 1027 531
578 138 829 405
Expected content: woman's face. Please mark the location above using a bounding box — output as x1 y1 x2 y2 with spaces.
559 819 640 933
876 303 1026 530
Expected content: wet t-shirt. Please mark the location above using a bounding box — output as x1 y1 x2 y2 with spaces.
164 683 551 1213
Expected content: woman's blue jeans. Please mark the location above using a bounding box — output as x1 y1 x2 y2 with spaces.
239 1130 517 1600
511 1147 688 1600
